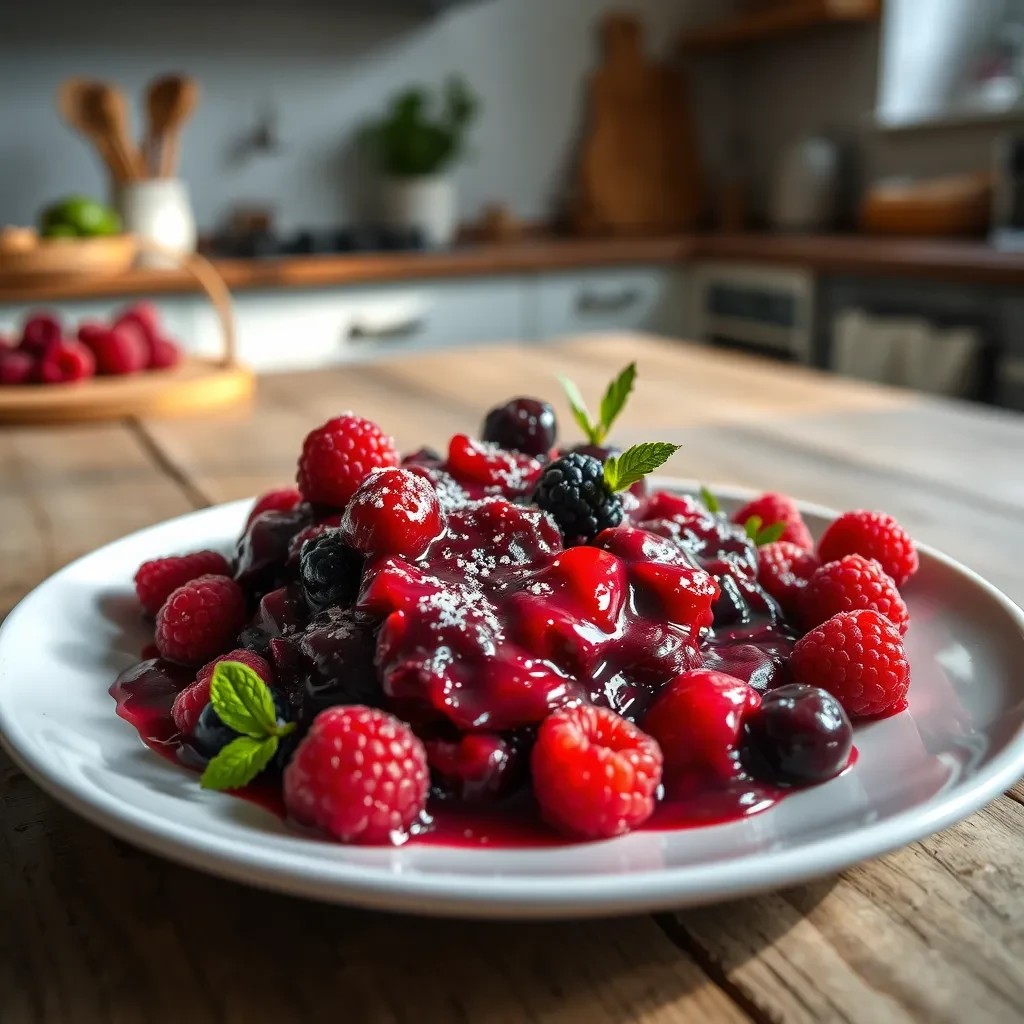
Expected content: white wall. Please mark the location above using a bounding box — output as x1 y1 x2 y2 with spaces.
0 0 720 232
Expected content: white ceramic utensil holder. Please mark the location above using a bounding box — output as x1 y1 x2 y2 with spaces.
118 179 197 268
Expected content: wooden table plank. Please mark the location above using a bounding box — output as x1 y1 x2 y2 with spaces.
3 333 1023 1023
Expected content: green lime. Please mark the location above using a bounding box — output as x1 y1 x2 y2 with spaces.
40 195 121 237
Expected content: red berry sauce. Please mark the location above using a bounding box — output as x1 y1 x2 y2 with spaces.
111 450 858 847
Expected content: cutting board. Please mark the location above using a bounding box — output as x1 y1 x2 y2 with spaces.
574 14 702 234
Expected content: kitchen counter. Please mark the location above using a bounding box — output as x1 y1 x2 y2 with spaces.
2 334 1023 1022
3 232 1024 304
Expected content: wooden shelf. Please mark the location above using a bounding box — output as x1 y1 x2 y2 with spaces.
678 0 881 54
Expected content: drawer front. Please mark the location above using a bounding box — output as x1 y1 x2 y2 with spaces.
0 296 197 346
535 267 687 339
193 277 529 372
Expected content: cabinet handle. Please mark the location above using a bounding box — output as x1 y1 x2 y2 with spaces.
347 317 426 342
576 288 642 314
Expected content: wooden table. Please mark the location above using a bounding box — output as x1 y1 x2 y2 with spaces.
2 335 1023 1023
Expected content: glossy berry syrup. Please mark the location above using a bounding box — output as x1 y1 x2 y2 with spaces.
111 471 856 848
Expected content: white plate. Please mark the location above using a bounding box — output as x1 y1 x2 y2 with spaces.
1 481 1023 919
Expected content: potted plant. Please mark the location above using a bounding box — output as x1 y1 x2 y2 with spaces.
360 77 479 247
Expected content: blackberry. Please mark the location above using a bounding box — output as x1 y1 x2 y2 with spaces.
298 529 364 613
482 397 557 457
532 453 623 545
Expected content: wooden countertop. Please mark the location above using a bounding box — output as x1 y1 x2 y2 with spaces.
3 232 1024 305
2 334 1023 1022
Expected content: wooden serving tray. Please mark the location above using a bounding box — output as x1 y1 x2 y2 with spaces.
0 246 253 424
0 357 254 424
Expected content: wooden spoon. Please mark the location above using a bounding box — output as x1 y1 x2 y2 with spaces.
56 78 126 182
90 84 146 181
144 75 200 178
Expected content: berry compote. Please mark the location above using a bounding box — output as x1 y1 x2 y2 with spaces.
113 419 861 847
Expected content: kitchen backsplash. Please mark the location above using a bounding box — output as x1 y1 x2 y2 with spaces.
0 0 723 233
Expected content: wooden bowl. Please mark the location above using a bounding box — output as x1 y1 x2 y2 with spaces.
0 234 138 280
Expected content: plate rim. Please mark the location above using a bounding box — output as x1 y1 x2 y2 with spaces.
2 480 1024 918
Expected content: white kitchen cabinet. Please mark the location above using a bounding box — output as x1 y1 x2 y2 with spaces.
533 266 690 340
190 276 531 372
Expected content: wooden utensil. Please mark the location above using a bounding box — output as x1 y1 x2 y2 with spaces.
90 84 146 181
57 78 124 182
144 75 199 177
573 13 703 235
56 79 144 182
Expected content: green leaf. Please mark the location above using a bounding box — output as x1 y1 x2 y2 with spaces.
699 486 721 514
558 375 598 443
210 661 278 739
603 442 682 493
200 735 278 791
597 362 637 442
755 521 787 546
744 515 763 541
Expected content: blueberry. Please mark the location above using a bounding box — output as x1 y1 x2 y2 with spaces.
742 684 853 786
189 692 296 773
191 703 238 760
482 398 557 457
298 529 364 613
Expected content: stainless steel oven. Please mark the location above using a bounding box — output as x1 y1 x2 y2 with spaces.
690 262 816 363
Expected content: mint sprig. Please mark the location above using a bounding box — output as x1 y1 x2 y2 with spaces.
201 735 278 791
744 516 786 547
559 362 637 445
199 661 295 791
603 442 681 493
699 485 721 514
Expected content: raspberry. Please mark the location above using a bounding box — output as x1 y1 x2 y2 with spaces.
481 397 558 457
732 492 813 550
19 312 62 358
283 706 429 844
800 554 909 634
113 302 161 360
757 541 820 612
149 337 181 370
341 466 444 559
134 550 232 616
817 510 918 587
446 433 543 492
790 609 910 718
531 704 662 839
0 349 36 385
79 323 147 375
34 342 96 384
246 487 303 527
296 413 399 508
532 453 623 545
643 669 761 784
171 649 273 735
154 574 248 666
298 528 364 611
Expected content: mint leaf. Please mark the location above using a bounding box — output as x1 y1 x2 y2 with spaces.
597 362 637 442
603 442 681 493
558 375 598 443
755 521 787 546
699 485 720 514
210 661 278 739
200 735 278 791
744 515 764 541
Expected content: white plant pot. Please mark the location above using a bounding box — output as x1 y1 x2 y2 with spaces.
380 174 457 248
117 179 197 268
